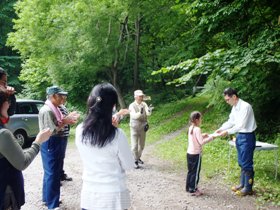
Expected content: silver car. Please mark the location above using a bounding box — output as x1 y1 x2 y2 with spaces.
5 99 44 147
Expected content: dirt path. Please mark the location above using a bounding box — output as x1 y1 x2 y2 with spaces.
22 129 277 210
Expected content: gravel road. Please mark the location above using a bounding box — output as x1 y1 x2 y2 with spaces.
21 132 278 210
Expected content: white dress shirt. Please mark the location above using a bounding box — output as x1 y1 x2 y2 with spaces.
219 98 257 134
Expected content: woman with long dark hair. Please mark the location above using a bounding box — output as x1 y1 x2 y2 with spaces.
75 83 134 210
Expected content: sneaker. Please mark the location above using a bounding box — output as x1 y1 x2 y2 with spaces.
231 185 243 192
61 174 73 181
235 189 253 196
138 159 144 164
134 161 140 169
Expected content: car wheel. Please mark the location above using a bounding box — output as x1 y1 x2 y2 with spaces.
14 130 27 147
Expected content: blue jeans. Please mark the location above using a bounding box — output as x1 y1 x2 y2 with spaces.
236 133 256 191
236 133 256 171
41 136 64 209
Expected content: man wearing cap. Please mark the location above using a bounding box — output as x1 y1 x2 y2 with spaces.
129 90 153 169
39 86 79 209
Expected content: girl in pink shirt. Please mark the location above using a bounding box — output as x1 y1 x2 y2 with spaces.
186 111 216 196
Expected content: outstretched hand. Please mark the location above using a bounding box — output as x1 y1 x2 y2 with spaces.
202 133 209 138
112 116 119 127
117 108 130 116
210 130 228 138
148 104 154 111
35 128 52 144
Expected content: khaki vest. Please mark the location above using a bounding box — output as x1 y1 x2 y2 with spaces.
130 102 147 128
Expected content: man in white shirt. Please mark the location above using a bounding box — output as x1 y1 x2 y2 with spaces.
129 90 153 169
216 87 257 196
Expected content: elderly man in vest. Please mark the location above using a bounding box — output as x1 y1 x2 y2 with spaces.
39 86 79 209
129 90 153 169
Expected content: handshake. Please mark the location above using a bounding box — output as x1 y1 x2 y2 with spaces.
202 129 229 139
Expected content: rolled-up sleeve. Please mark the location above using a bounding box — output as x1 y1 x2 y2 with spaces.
39 106 57 133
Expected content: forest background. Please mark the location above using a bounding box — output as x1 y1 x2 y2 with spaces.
0 0 280 140
1 0 280 206
1 0 280 141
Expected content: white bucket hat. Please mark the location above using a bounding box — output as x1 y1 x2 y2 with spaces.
134 90 145 97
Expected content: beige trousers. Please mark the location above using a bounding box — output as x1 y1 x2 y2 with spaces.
130 125 146 160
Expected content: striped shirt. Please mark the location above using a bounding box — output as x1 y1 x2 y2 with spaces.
59 105 70 137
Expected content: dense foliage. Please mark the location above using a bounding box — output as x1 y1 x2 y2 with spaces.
153 0 280 137
0 0 21 91
3 0 280 138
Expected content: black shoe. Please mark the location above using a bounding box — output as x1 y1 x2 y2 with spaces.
138 159 144 164
134 161 140 169
43 200 62 206
61 174 73 181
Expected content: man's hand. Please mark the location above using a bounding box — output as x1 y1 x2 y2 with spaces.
148 104 154 111
219 130 228 137
64 111 80 125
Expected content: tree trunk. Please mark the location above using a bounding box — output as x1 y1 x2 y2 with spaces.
110 16 129 108
133 14 141 90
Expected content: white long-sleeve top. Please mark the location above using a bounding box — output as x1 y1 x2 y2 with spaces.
75 124 134 193
219 98 257 134
187 126 214 154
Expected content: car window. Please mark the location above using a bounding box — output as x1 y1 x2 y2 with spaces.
33 103 44 114
35 103 44 111
17 103 34 114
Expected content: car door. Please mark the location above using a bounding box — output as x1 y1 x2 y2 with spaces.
16 102 40 138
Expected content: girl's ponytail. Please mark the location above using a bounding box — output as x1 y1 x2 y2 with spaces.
188 111 202 134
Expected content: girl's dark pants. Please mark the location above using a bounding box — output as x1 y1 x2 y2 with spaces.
186 153 201 193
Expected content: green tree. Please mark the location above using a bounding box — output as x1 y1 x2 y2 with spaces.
8 0 191 105
153 0 280 137
8 0 136 106
0 0 21 91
